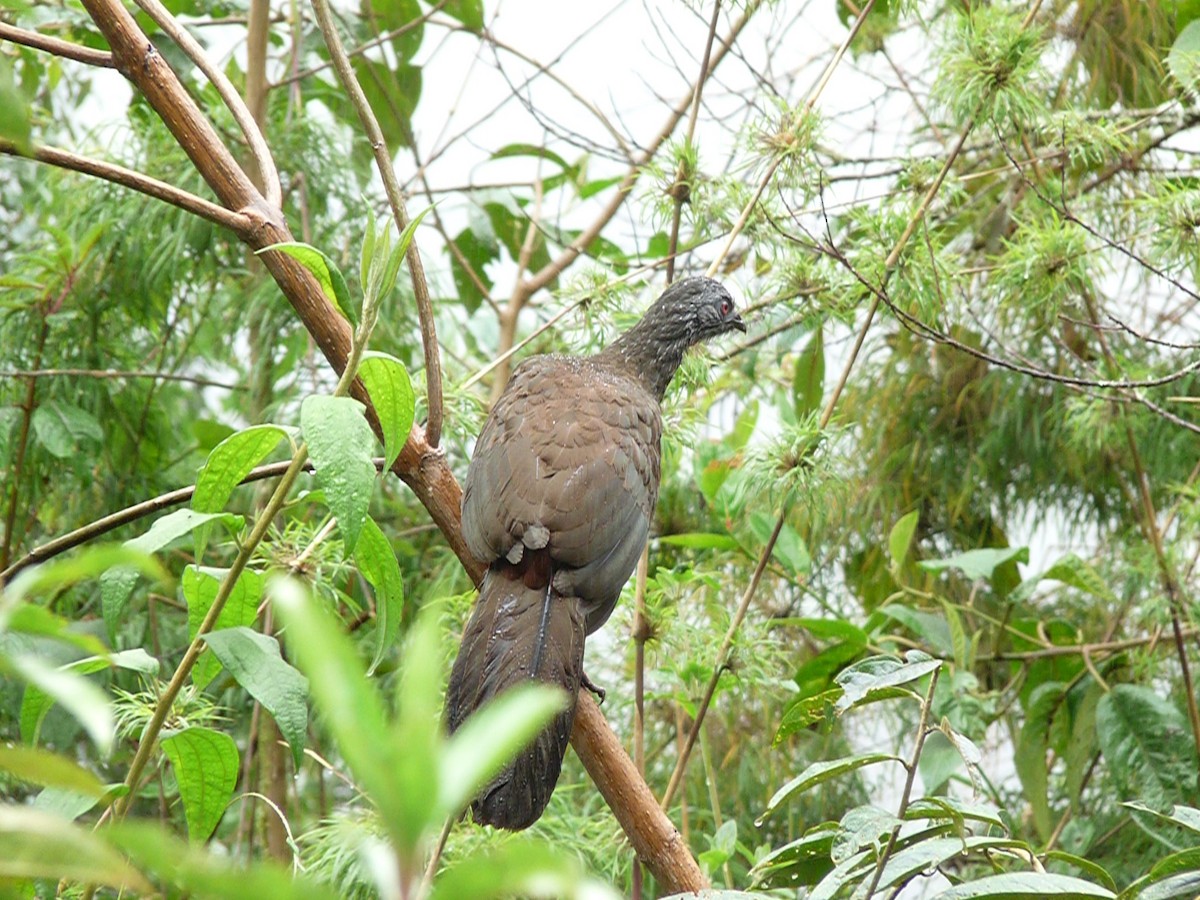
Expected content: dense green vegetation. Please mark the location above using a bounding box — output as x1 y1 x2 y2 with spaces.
2 0 1200 896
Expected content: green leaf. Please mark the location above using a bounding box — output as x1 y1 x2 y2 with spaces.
659 532 740 552
429 839 596 900
1017 681 1065 844
161 726 240 842
879 604 954 656
0 56 32 155
0 805 152 892
358 352 415 471
750 826 837 888
262 242 355 324
1040 554 1116 604
888 510 919 570
301 395 376 554
773 688 842 745
192 424 290 513
918 546 1028 581
30 400 103 458
0 744 106 796
438 683 567 819
390 611 444 856
792 328 825 418
835 652 941 712
107 819 339 900
360 203 378 296
270 578 408 848
100 508 242 637
757 753 901 824
2 545 166 609
182 566 264 689
354 58 420 154
202 627 309 769
1168 20 1200 91
355 516 405 675
442 0 484 30
931 872 1115 899
1097 684 1195 811
10 654 114 752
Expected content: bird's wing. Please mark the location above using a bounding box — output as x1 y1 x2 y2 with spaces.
461 355 661 615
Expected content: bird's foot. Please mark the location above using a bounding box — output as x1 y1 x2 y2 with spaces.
581 671 606 705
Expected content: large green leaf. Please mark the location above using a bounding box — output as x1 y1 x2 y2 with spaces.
10 654 114 752
183 565 264 689
100 508 242 637
932 872 1115 899
0 744 106 796
300 395 376 554
270 578 409 848
202 627 309 768
757 753 901 824
108 819 338 899
192 424 291 513
354 515 405 675
0 805 151 892
1097 684 1195 811
161 726 240 842
835 652 941 711
357 352 415 471
1015 681 1066 841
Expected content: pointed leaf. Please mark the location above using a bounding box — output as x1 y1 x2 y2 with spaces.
202 627 309 768
10 655 113 752
192 424 290 513
355 516 405 675
0 805 151 892
792 328 825 418
182 566 264 689
262 242 355 324
301 395 376 554
100 509 242 637
161 727 240 842
358 352 415 471
758 753 901 824
889 510 919 570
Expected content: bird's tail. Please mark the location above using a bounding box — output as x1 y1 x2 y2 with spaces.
445 563 585 830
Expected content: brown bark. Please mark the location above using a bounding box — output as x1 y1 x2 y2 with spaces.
71 0 703 892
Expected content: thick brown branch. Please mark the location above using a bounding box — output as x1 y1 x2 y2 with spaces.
571 693 708 894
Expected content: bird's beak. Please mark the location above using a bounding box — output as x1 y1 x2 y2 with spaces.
730 313 747 333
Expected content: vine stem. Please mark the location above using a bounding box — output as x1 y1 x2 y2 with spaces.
660 511 786 810
309 0 444 447
863 666 941 897
100 444 311 826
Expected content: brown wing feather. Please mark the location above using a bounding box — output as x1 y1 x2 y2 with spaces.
461 355 661 630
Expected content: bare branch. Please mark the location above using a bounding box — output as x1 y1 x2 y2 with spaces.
0 22 114 67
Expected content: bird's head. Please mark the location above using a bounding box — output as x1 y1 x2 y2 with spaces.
644 276 746 346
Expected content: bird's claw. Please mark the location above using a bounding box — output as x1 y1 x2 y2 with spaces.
581 672 606 705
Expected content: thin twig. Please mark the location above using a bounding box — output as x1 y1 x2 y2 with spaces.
309 0 445 447
0 22 114 67
660 511 786 810
863 667 940 896
0 368 244 389
131 0 282 208
0 141 248 232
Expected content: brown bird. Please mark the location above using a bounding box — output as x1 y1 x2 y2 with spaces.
446 276 745 830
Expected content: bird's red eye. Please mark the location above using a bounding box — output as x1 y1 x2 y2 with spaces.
720 299 731 315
